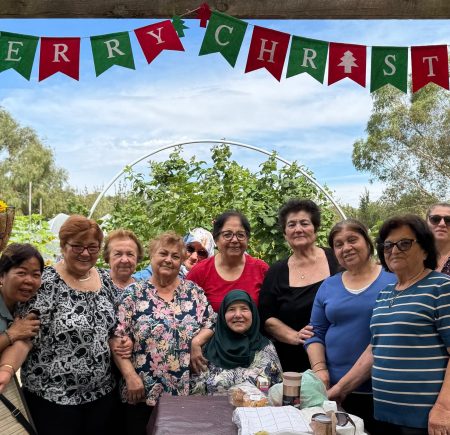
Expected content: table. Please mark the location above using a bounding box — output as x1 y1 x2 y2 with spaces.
147 395 238 435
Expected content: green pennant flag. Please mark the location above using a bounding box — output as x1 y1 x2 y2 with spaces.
0 32 38 80
199 11 247 67
172 15 189 37
371 46 408 93
286 36 328 83
90 32 135 77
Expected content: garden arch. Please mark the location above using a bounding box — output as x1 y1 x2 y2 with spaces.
88 139 346 220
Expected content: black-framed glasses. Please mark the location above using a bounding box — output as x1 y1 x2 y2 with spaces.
429 215 450 226
379 238 417 253
67 243 100 254
219 231 248 241
312 412 356 434
186 245 208 259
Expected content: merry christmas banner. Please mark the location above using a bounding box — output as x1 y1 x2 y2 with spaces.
0 5 449 93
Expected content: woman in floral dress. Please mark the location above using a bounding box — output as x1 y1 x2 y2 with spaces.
113 231 216 435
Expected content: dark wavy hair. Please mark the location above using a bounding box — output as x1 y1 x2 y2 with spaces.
278 199 321 233
376 214 437 272
212 211 251 241
0 243 44 275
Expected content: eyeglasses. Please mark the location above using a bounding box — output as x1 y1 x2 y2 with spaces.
379 238 417 253
219 231 248 241
67 243 100 254
186 245 208 259
429 215 450 226
312 412 356 434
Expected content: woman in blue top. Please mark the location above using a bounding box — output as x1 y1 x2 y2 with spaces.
305 219 395 434
328 215 450 435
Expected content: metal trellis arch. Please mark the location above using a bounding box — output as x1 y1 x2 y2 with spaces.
88 139 346 219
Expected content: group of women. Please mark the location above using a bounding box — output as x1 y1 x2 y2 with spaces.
0 201 449 435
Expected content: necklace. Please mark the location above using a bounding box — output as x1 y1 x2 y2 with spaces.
291 254 317 279
78 270 92 282
389 268 424 308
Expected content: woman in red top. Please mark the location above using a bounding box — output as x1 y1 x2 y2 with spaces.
187 211 268 313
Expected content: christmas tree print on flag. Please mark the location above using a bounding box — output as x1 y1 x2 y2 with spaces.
328 42 366 87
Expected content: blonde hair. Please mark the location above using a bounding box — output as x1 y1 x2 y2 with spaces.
148 231 186 259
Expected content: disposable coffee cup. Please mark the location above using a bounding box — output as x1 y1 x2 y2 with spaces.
282 371 302 407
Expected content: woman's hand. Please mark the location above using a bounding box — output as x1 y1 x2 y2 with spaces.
0 369 13 394
286 324 314 345
314 369 330 389
429 402 450 435
327 383 346 404
190 340 208 374
109 336 133 359
125 372 145 404
7 314 40 342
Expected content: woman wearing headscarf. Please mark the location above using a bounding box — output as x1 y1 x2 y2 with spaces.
133 227 214 281
190 290 282 395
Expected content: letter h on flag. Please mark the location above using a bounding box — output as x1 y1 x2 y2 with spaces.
245 26 290 81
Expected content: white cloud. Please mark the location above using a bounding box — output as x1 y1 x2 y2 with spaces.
0 18 448 209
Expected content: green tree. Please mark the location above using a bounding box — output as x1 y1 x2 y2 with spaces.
0 108 70 217
352 84 450 205
106 143 340 265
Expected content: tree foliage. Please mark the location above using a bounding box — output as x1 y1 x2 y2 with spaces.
352 83 450 204
106 144 340 265
0 108 71 217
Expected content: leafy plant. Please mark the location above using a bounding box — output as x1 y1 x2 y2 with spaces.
106 143 339 265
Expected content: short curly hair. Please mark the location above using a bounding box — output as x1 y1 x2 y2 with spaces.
103 229 144 263
147 231 186 260
278 199 321 233
59 215 103 249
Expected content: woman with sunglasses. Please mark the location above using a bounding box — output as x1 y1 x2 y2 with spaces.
0 215 122 435
187 211 269 315
133 227 214 281
328 215 450 435
426 203 450 275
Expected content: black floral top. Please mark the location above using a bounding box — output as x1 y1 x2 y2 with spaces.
17 267 117 405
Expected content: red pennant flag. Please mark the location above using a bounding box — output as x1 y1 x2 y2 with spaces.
197 3 211 28
245 26 290 81
39 37 80 81
411 45 449 92
328 42 366 87
134 20 184 64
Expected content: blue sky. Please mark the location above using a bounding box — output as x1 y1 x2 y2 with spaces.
0 18 449 207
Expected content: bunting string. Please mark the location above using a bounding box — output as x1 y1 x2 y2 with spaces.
0 3 448 93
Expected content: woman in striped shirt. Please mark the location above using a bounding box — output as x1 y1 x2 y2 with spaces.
329 215 450 435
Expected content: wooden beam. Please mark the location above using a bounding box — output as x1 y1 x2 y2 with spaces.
0 0 449 19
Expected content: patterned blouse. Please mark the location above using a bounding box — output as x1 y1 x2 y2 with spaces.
17 267 117 405
115 279 216 406
190 342 283 395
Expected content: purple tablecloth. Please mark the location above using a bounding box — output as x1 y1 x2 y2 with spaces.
147 394 238 435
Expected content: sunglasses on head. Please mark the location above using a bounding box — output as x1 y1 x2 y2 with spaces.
312 412 356 434
429 215 450 226
186 245 208 259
